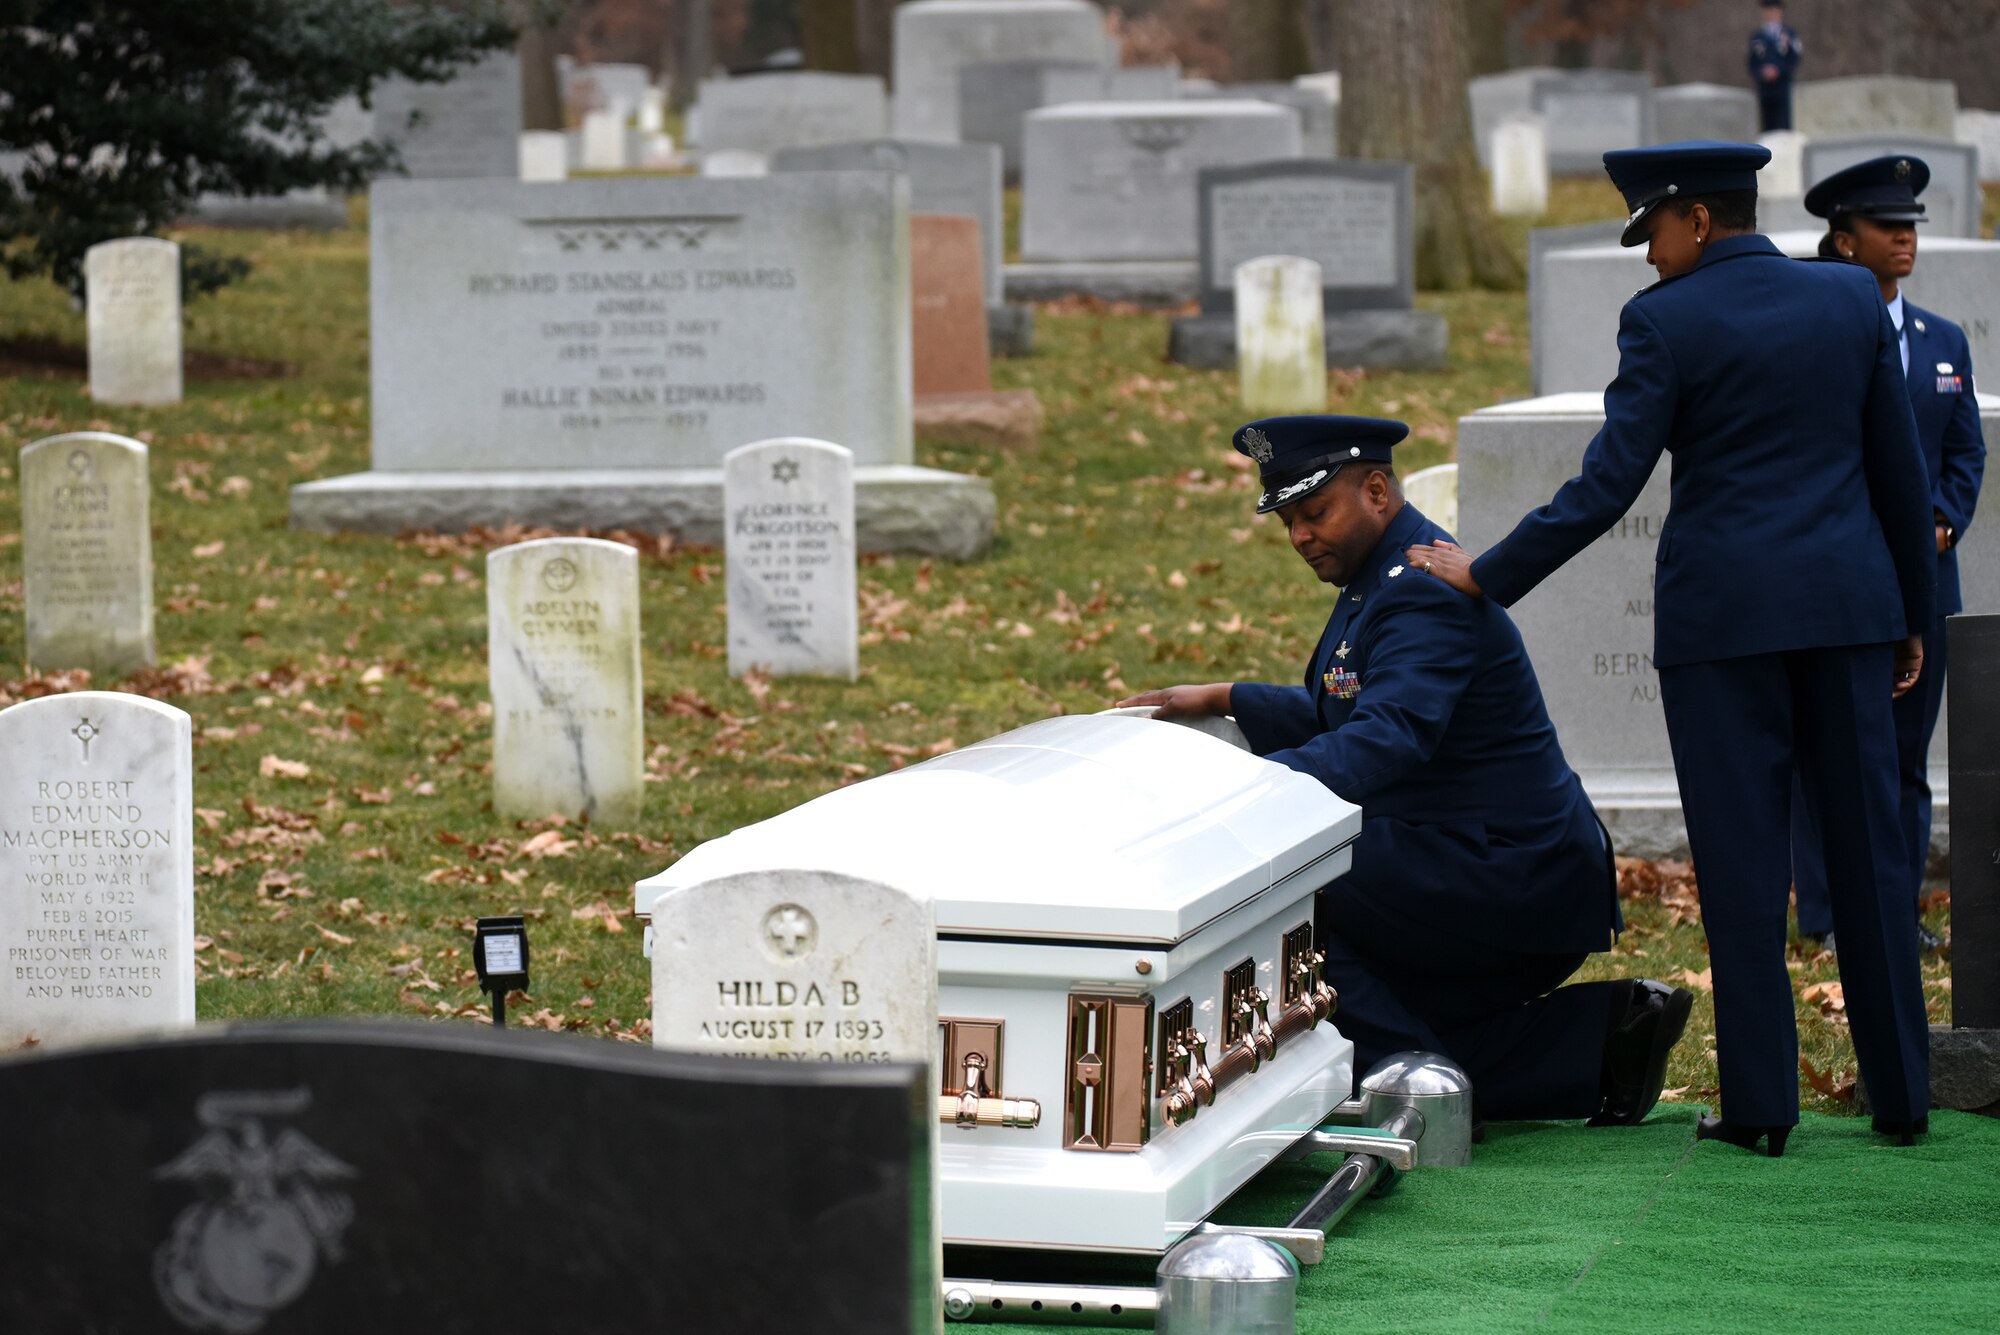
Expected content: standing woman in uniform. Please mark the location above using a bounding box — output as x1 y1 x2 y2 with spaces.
1408 142 1937 1156
1792 156 1987 956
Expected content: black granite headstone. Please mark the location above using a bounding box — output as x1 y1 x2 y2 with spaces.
0 1021 932 1332
1938 613 2000 1114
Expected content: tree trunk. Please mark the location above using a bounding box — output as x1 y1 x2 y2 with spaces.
1229 0 1313 81
802 0 861 71
1460 0 1510 76
1336 0 1521 291
853 0 899 81
670 0 712 112
516 4 563 131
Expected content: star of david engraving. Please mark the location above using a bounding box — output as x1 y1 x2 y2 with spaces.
771 458 801 484
763 904 817 959
72 717 99 763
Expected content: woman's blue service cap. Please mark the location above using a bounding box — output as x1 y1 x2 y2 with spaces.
1803 154 1929 223
1603 140 1773 246
1234 416 1409 514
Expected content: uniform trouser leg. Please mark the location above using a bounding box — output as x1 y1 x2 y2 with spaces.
1790 612 1947 935
1758 89 1791 132
1662 646 1928 1126
1318 907 1620 1121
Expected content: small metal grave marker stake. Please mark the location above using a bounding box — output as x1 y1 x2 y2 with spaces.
473 915 530 1028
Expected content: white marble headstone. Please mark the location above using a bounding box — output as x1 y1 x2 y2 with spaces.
1402 462 1459 537
1759 130 1806 198
85 237 181 406
1236 256 1326 415
22 432 155 678
650 869 937 1064
580 108 629 170
0 692 195 1049
725 438 859 680
1490 116 1549 217
518 131 569 181
487 537 644 825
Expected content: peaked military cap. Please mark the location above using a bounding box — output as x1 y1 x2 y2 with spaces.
1603 140 1773 246
1234 415 1409 514
1803 154 1929 224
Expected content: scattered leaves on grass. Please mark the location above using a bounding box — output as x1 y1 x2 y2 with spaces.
1800 1056 1857 1103
1802 980 1847 1019
1676 967 1713 992
259 754 311 780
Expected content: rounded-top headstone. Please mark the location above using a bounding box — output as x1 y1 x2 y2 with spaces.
1403 462 1459 537
21 431 156 678
1235 255 1326 415
724 437 859 680
85 237 182 406
485 536 644 825
0 691 195 1049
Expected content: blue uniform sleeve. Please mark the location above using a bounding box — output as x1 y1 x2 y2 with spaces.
1470 299 1676 608
1230 682 1319 755
1934 331 1985 542
1261 583 1477 802
1861 301 1937 637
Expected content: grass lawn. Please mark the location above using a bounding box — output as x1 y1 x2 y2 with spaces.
0 177 1965 1117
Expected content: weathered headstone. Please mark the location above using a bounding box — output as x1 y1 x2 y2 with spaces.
726 438 859 680
1019 101 1303 264
1795 75 1958 140
1759 128 1807 197
0 692 193 1049
486 537 644 826
372 50 522 179
1490 115 1550 217
1651 82 1759 145
1958 109 2000 184
1184 82 1338 157
579 109 629 170
1402 462 1458 536
292 175 993 559
1533 70 1652 176
85 238 181 407
770 139 1004 307
695 73 889 158
1459 392 2000 863
1468 66 1560 170
1236 256 1326 414
518 131 568 182
958 60 1178 178
22 432 155 677
891 0 1111 143
1169 160 1445 371
0 1022 935 1333
1803 135 1982 239
1534 229 2000 395
910 215 993 396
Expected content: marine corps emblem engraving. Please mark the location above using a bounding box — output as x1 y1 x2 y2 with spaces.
152 1089 356 1333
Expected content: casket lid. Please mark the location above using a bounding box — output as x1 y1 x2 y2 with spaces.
634 715 1360 945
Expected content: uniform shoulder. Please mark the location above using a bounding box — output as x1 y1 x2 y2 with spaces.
1371 562 1476 617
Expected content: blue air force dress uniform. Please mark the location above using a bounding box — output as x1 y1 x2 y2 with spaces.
1792 156 1988 942
1468 143 1937 1133
1746 6 1802 132
1226 417 1627 1121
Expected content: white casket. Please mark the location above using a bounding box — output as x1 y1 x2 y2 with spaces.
634 713 1363 1254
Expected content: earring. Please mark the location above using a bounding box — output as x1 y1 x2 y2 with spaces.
1696 235 1705 245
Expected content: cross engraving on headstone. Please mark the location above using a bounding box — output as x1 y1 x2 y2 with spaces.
764 904 816 958
71 716 100 763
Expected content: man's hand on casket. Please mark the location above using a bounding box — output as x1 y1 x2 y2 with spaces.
1116 683 1235 720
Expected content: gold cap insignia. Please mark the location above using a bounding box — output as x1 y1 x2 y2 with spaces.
1240 426 1275 464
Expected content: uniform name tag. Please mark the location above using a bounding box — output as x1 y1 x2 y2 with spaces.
1323 667 1361 700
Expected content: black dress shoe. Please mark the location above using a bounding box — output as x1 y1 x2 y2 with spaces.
1915 923 1945 953
1872 1115 1928 1146
1697 1115 1791 1157
1588 980 1695 1127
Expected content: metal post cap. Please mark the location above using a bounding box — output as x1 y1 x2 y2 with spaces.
1359 1050 1473 1098
1158 1231 1300 1282
1157 1232 1299 1335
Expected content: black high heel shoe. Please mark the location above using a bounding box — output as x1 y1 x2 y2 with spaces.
1871 1115 1928 1147
1696 1115 1791 1157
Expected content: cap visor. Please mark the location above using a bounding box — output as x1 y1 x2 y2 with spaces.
1256 467 1337 515
1620 200 1660 247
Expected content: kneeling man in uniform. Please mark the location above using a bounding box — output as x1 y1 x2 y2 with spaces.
1122 415 1689 1124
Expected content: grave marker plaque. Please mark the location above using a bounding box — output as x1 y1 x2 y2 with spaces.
22 432 155 677
486 537 644 825
725 438 860 680
0 692 194 1049
1197 159 1412 312
85 238 181 406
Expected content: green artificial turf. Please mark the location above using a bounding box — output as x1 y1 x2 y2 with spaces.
985 1108 2000 1334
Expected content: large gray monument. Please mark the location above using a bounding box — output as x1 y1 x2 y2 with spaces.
290 175 994 559
1169 160 1444 371
892 0 1111 143
373 50 523 179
